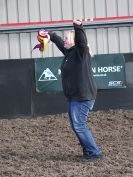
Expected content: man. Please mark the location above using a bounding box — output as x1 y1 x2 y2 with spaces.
47 19 102 160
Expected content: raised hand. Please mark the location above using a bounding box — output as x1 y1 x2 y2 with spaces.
73 19 82 25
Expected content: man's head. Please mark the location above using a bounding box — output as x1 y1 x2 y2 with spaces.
64 31 75 49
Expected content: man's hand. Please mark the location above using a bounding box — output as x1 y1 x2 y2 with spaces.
73 19 82 25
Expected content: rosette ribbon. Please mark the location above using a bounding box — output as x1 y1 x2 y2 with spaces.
33 29 50 52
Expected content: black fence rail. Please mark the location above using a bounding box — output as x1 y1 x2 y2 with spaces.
0 53 133 118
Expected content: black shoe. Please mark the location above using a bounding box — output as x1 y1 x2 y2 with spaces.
83 154 105 160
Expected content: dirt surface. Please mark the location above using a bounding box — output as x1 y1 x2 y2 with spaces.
0 109 133 177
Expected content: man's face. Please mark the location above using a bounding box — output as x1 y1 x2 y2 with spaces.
64 32 75 49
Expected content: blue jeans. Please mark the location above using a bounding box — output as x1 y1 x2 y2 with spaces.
67 100 100 156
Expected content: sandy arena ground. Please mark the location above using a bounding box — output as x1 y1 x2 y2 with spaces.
0 109 133 177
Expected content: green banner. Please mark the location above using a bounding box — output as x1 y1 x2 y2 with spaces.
35 54 126 92
35 57 63 92
91 54 126 89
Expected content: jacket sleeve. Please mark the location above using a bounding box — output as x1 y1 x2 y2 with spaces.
49 32 67 55
73 23 88 57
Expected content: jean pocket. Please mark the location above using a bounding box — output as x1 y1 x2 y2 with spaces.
89 100 95 111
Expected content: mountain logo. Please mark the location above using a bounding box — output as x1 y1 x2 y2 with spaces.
38 68 57 81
